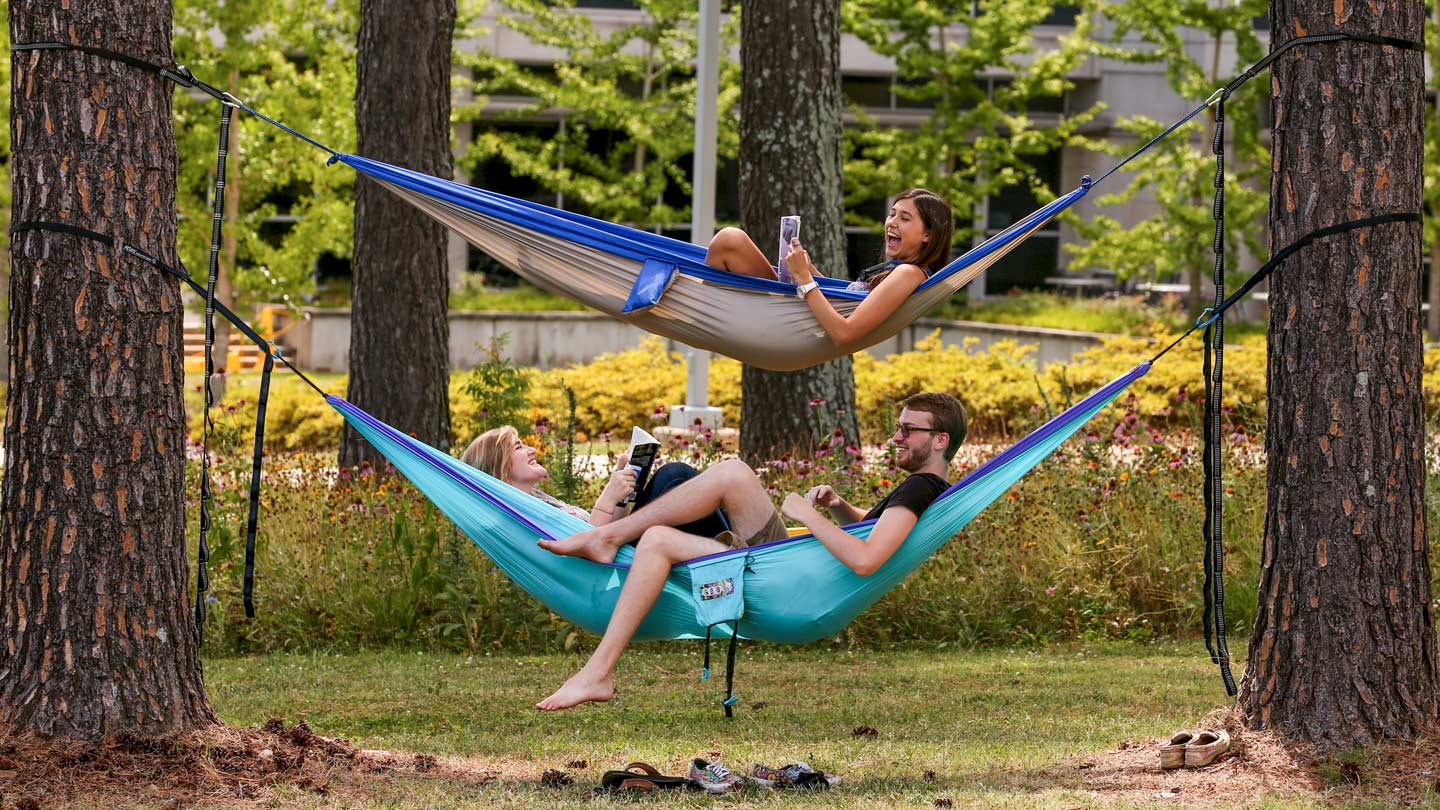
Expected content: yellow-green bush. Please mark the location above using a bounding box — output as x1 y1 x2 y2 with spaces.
188 339 1440 451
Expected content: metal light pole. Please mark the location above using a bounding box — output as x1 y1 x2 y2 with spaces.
670 0 724 431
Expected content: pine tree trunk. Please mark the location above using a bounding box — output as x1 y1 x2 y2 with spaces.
737 0 859 463
341 0 456 467
1 1 216 739
1237 0 1437 749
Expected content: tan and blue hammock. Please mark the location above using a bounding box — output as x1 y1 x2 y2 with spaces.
333 154 1090 371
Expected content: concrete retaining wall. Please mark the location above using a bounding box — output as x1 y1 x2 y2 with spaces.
277 307 1111 373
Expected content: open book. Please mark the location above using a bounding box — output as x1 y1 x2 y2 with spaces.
620 426 661 507
777 215 801 284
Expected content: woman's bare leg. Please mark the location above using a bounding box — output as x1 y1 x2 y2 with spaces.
704 227 778 280
536 527 729 710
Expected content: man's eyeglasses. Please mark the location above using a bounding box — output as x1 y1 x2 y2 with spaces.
894 423 944 439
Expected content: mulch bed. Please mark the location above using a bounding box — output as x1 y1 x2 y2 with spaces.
0 719 495 807
1058 712 1440 806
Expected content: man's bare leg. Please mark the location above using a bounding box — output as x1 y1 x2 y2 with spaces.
704 227 777 280
538 459 776 563
537 527 728 710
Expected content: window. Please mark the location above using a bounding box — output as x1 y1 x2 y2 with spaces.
981 148 1062 291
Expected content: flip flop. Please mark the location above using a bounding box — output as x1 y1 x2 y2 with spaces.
599 761 698 792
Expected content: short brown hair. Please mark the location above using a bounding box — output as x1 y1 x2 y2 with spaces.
462 425 520 482
900 392 967 461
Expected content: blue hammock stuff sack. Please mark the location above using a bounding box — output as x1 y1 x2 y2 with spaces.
686 552 750 715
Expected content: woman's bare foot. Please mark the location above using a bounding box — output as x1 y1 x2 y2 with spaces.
535 671 615 711
537 526 624 564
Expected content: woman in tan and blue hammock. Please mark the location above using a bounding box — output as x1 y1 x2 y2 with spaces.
703 188 954 350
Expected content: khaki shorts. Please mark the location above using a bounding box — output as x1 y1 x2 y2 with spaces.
714 508 789 549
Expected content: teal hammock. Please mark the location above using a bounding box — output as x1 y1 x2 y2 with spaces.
332 362 1150 644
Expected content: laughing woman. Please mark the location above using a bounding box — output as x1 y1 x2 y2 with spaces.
702 189 954 350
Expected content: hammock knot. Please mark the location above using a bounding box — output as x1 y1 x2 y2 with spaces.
1079 174 1093 190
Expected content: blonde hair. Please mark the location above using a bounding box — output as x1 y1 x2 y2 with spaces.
462 425 521 482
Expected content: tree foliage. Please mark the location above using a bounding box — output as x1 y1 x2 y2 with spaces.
457 0 740 226
173 0 358 308
841 0 1102 240
1065 0 1270 298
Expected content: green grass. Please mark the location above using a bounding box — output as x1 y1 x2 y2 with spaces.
196 642 1360 809
925 290 1269 345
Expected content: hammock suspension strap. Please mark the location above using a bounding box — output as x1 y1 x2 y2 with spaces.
7 220 323 625
700 621 743 718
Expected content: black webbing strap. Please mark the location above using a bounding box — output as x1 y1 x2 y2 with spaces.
1146 212 1421 366
1222 32 1423 98
11 41 340 158
723 622 740 718
1203 95 1237 696
12 41 233 103
699 620 742 718
9 220 327 626
245 352 274 618
195 104 235 639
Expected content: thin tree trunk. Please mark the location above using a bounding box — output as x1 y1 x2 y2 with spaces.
341 0 456 468
2 0 216 739
738 0 859 462
1238 0 1437 749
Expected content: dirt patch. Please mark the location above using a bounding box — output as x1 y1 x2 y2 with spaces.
1055 713 1439 806
0 719 496 808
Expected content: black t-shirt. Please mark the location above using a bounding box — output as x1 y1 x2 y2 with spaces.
862 472 949 522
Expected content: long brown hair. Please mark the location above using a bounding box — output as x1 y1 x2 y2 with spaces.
869 188 954 287
462 425 521 482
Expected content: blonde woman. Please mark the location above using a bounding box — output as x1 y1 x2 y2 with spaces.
462 425 728 535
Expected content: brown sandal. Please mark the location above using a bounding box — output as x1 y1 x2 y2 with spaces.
600 761 698 792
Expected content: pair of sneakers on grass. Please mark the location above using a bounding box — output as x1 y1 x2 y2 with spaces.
602 759 839 794
534 393 968 711
689 759 840 793
1159 729 1231 770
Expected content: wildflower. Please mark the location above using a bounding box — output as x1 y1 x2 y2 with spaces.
1045 586 1056 596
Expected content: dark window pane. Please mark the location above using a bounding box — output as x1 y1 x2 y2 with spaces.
1251 13 1270 30
1040 4 1080 25
843 74 893 108
1026 91 1065 114
982 233 1059 291
716 157 741 224
987 149 1060 230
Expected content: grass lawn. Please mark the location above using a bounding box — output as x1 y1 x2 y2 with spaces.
196 642 1379 809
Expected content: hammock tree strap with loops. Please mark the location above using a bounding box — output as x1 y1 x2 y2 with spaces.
7 221 326 621
1204 90 1235 695
196 104 235 638
1191 30 1423 696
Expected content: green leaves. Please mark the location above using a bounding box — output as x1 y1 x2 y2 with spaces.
174 0 359 307
457 0 739 225
842 0 1100 241
1068 0 1270 291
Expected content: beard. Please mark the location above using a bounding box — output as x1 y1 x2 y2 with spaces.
897 441 933 473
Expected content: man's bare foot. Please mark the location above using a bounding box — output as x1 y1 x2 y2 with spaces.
535 671 614 711
537 526 624 564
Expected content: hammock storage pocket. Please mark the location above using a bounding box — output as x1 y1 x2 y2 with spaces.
688 553 748 628
688 553 750 716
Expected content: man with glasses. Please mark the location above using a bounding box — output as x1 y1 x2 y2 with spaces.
534 391 966 710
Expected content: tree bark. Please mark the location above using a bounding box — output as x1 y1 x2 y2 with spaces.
1238 0 1437 749
341 0 456 467
737 0 859 463
2 1 216 739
